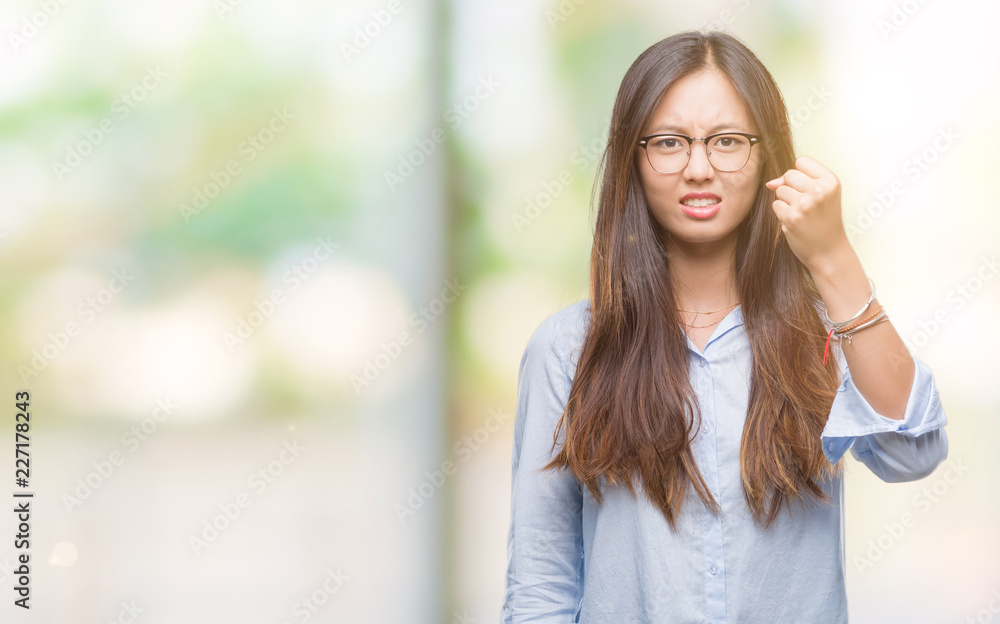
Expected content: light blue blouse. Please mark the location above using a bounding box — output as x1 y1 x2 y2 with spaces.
501 299 948 623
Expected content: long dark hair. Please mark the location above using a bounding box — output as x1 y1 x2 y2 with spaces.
542 30 843 530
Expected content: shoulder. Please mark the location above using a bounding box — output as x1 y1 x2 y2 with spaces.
521 298 591 376
526 298 590 350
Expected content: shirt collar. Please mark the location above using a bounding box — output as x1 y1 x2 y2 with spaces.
682 304 744 356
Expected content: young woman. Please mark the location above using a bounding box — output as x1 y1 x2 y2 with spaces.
501 31 948 623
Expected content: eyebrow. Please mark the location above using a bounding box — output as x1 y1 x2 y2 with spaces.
647 122 746 135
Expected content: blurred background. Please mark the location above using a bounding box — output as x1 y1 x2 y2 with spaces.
0 0 997 622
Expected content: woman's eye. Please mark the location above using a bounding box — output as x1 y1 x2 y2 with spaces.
715 136 744 148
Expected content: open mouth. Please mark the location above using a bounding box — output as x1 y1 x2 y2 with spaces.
680 196 721 218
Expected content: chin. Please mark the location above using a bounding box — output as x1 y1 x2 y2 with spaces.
667 224 739 245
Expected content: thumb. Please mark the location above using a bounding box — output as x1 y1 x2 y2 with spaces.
765 176 783 189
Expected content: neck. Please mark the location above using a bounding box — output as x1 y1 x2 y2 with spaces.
666 232 739 312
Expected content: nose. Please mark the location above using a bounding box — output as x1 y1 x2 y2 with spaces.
682 139 714 182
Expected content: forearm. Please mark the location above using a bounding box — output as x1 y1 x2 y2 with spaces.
808 242 915 420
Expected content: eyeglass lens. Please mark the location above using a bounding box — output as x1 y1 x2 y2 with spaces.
645 134 753 173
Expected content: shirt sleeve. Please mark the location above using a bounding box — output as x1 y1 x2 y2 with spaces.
501 312 585 623
820 343 948 483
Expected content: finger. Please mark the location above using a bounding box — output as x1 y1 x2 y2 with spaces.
771 198 791 222
772 183 801 205
765 176 784 189
793 155 830 179
776 169 819 194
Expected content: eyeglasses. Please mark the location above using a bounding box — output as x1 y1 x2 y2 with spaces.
637 132 762 174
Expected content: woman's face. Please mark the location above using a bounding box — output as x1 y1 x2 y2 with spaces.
635 68 763 251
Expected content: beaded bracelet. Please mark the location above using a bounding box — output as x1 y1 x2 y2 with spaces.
834 304 883 336
835 310 889 346
821 277 878 366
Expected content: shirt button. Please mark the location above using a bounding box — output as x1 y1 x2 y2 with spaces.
699 359 707 367
703 422 712 434
709 564 718 575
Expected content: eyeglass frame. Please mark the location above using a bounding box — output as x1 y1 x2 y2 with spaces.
636 131 763 174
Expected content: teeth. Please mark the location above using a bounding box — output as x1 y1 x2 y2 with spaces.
682 198 720 207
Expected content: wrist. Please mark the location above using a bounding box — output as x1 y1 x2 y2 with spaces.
807 243 872 323
806 237 858 283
